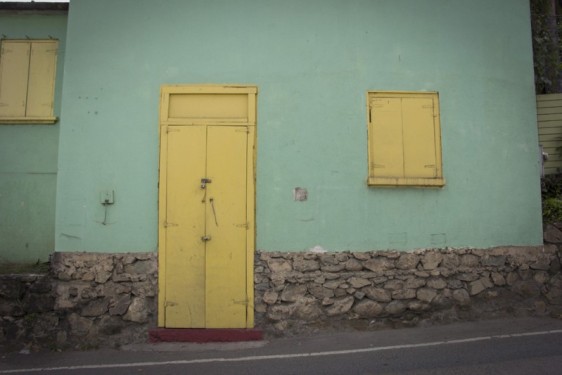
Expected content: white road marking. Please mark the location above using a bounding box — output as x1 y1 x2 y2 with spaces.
2 329 562 374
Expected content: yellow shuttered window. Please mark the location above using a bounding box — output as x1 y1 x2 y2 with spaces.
0 40 58 124
367 91 445 187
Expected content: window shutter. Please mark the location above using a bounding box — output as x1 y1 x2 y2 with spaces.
0 42 30 117
370 98 404 178
367 91 444 187
26 41 58 118
402 97 438 178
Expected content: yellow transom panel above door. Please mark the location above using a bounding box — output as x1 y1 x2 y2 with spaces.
161 85 257 125
158 85 256 329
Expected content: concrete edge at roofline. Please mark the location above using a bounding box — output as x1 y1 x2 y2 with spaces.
0 2 68 12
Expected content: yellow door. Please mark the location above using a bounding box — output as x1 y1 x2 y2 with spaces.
164 125 207 327
205 126 249 327
158 85 256 329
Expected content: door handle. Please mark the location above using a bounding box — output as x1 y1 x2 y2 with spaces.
209 198 219 226
201 235 211 242
201 178 212 189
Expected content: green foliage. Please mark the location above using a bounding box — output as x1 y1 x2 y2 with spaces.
543 197 562 222
531 0 561 93
542 174 562 222
542 173 562 198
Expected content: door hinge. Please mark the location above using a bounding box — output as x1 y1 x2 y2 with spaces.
163 221 178 228
236 222 249 229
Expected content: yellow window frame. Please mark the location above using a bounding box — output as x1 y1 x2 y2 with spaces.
0 39 58 124
367 91 445 187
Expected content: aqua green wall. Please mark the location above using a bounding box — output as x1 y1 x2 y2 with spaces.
56 0 542 253
0 11 67 262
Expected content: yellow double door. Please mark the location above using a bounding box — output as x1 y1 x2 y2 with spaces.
158 85 256 329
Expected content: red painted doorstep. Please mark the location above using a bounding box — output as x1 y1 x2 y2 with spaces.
148 328 264 343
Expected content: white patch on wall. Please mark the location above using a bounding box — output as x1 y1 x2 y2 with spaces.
309 245 327 253
293 187 307 201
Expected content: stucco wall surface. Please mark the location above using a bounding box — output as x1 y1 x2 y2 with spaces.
56 0 542 253
0 11 67 262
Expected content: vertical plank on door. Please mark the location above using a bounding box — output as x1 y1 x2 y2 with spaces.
165 126 207 328
205 126 248 328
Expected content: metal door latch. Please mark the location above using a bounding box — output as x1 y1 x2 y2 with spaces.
200 178 212 189
201 235 211 242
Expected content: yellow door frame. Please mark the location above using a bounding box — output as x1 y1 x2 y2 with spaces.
157 84 257 328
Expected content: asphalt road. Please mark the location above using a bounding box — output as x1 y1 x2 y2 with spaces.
1 317 562 375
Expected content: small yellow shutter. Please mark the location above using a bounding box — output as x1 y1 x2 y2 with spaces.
367 91 444 187
26 41 58 118
402 97 437 178
370 98 404 178
0 41 30 117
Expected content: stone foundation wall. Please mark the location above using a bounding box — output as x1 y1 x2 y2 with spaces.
0 252 157 351
1 242 561 351
254 246 562 335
